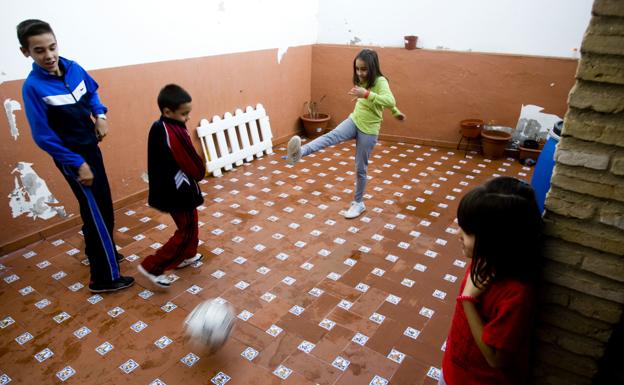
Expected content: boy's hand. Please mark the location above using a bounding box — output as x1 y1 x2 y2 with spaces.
78 162 94 186
95 118 109 141
395 113 406 121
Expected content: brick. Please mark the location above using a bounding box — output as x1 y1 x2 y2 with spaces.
556 136 617 170
568 81 624 113
599 203 624 230
569 290 624 324
564 108 624 147
544 189 592 219
543 237 586 265
536 342 598 376
587 15 624 35
551 165 624 202
544 213 624 255
539 304 613 342
539 283 572 308
593 0 624 18
555 149 610 170
545 187 598 220
541 259 624 304
582 32 624 56
611 154 624 175
533 356 595 385
600 200 624 229
581 247 624 282
577 53 624 85
539 283 624 324
537 323 606 358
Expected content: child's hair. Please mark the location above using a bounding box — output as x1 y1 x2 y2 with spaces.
17 19 54 49
457 176 542 287
157 84 192 113
352 48 385 88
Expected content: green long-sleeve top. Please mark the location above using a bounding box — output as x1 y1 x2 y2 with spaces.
350 76 402 135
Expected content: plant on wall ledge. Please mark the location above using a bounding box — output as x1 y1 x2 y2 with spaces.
303 95 326 119
301 95 331 139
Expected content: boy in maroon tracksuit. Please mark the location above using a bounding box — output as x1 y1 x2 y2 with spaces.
138 84 205 287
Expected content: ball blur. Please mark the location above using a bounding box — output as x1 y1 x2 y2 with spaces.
184 299 235 353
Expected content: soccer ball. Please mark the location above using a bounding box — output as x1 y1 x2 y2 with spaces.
184 299 235 353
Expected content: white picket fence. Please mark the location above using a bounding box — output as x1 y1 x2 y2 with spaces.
197 104 273 177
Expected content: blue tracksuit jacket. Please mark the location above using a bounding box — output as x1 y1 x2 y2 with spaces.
22 56 107 169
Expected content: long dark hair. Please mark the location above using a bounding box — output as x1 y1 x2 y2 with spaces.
352 48 385 88
457 177 543 287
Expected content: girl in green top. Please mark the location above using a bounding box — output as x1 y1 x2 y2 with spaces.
287 48 405 219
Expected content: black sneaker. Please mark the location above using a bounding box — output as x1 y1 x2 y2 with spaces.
88 276 135 293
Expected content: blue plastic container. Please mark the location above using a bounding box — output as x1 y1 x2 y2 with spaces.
531 123 562 213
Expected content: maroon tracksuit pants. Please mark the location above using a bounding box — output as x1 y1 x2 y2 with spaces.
140 209 198 275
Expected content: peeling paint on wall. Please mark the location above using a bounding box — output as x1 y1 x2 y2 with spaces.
141 171 149 183
277 46 289 64
8 162 68 220
4 98 22 140
349 36 361 45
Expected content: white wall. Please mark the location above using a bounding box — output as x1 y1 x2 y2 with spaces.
1 0 594 82
317 0 593 58
1 0 320 81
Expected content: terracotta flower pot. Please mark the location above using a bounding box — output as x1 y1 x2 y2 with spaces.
301 113 331 139
460 119 483 138
519 146 542 162
404 35 418 50
481 130 512 159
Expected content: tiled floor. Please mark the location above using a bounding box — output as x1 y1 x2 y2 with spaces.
0 140 533 385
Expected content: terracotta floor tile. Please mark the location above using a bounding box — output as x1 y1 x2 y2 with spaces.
280 310 325 339
231 319 277 352
310 324 354 363
334 342 400 385
252 330 301 371
389 355 431 385
247 298 293 331
284 349 343 384
0 142 534 384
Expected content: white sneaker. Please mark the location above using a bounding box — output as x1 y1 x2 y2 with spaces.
137 264 171 288
344 201 366 219
287 136 302 165
176 253 203 269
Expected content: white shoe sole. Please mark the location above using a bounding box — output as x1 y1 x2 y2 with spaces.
137 264 171 288
176 253 204 269
287 136 302 165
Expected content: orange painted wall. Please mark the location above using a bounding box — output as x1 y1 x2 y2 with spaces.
0 44 579 252
0 46 312 252
311 44 578 146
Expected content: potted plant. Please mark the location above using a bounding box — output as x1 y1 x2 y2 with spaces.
301 95 331 139
481 124 512 159
518 139 542 165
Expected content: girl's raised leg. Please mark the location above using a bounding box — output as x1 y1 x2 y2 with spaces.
287 118 358 164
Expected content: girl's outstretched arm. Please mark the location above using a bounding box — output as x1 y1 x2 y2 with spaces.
461 278 511 368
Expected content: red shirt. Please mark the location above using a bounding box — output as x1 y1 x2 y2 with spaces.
442 268 534 385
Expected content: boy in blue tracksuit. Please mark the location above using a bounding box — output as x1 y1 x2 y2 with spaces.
18 19 134 293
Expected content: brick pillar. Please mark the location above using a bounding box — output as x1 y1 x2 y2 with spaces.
532 0 624 384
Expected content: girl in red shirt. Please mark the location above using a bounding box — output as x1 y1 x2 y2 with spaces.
440 177 542 385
